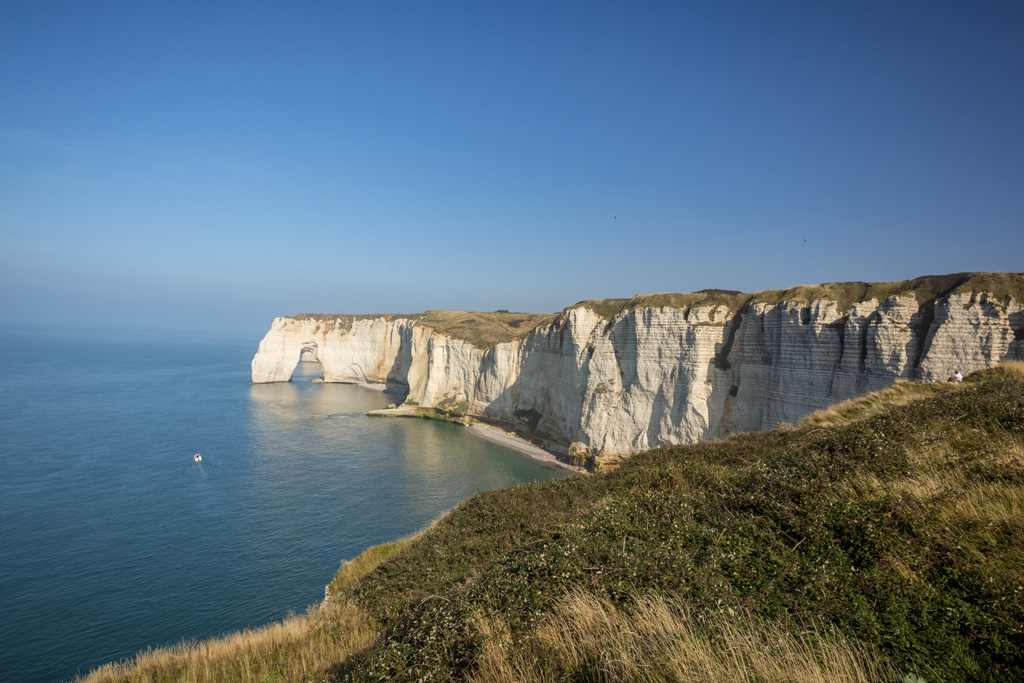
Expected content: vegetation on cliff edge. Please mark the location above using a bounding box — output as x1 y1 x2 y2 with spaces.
572 271 1024 321
293 310 558 349
291 272 1022 345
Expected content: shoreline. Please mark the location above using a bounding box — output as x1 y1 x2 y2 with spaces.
355 385 585 473
464 424 586 473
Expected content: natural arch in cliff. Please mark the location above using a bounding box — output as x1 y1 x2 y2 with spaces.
292 342 323 381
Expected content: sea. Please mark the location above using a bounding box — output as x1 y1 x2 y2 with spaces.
0 329 569 682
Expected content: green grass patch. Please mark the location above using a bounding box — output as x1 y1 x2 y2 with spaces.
399 407 469 424
326 537 419 600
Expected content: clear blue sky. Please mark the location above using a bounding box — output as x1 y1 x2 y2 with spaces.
2 1 1022 337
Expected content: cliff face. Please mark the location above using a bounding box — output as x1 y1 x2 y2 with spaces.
252 275 1024 467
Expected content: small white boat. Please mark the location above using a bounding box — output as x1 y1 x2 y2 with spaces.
194 452 202 463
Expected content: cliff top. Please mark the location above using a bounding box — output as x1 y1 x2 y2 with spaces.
572 271 1024 320
293 310 558 349
413 310 558 348
291 272 1022 345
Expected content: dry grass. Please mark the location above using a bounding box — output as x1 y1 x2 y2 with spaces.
803 361 1024 431
987 360 1024 377
76 523 447 683
573 272 1024 322
917 437 1024 569
749 272 1024 311
801 361 1024 432
799 380 946 429
75 600 376 683
290 311 558 349
415 310 557 349
838 427 1024 576
573 291 750 321
472 591 896 683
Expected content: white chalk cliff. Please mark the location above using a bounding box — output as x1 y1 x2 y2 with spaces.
252 274 1024 467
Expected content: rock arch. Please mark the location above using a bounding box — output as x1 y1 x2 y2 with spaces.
294 342 324 380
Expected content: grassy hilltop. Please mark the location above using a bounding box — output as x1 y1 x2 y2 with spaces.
81 364 1024 682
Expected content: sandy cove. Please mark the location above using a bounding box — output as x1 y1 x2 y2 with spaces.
356 382 585 473
464 424 587 474
366 403 586 473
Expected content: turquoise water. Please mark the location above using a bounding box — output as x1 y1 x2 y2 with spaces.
0 330 568 682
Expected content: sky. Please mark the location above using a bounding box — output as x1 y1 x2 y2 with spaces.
1 1 1022 338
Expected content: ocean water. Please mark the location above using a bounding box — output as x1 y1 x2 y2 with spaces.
0 330 568 682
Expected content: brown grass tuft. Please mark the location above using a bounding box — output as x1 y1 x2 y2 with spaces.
991 360 1024 377
472 591 896 683
798 380 945 429
75 600 376 683
415 310 557 349
838 433 1024 576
